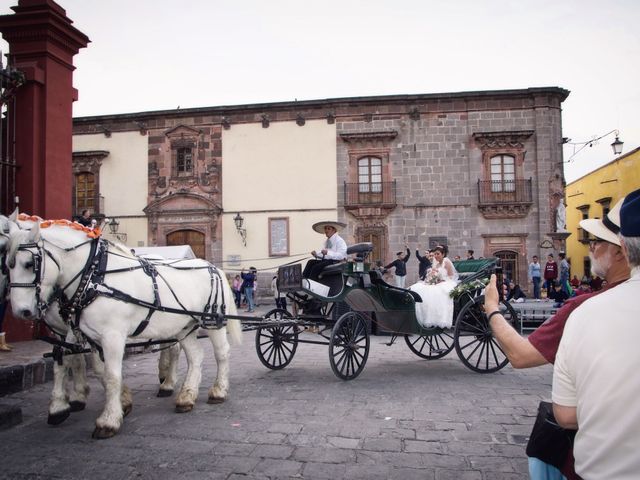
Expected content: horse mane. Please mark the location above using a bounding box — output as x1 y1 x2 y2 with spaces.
17 213 43 223
40 219 102 239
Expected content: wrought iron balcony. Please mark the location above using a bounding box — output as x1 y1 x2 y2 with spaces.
477 179 533 218
344 181 397 208
478 179 533 204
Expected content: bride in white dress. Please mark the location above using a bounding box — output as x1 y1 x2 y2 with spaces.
409 245 459 328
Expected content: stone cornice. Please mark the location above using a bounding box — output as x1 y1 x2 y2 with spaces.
73 87 570 126
473 130 535 149
340 131 398 143
72 150 110 159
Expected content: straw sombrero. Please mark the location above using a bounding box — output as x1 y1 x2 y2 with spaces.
312 221 346 234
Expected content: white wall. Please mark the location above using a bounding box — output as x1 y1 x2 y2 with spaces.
222 119 338 273
73 131 148 247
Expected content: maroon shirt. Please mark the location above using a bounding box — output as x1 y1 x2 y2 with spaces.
528 280 624 364
543 260 558 280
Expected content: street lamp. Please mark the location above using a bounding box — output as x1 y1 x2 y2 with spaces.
611 135 624 155
108 217 120 234
234 213 247 246
107 217 127 243
565 129 624 162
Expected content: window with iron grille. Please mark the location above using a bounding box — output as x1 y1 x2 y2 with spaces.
75 172 95 214
490 155 515 192
176 147 193 175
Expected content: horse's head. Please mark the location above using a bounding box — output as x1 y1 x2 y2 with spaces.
7 222 62 320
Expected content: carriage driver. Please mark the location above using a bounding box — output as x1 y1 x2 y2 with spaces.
302 220 348 282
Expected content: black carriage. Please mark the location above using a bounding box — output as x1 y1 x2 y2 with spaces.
255 243 519 380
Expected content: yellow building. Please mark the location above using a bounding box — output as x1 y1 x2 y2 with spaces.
566 146 640 280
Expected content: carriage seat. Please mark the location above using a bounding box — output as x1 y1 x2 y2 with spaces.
346 242 374 259
317 242 374 279
368 269 422 303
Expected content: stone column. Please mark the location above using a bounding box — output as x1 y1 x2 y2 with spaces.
0 0 89 219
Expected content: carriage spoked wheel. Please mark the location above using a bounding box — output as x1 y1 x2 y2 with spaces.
404 329 455 360
329 311 370 380
255 308 298 370
453 294 518 373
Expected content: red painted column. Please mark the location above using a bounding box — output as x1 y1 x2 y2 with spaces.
0 0 89 219
0 0 89 341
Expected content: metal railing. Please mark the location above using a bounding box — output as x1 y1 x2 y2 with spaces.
477 179 532 204
344 181 396 207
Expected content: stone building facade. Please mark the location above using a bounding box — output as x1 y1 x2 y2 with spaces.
72 87 569 288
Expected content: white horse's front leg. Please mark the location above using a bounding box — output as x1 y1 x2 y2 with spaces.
92 333 126 439
206 327 231 404
157 343 181 397
91 350 133 417
175 332 203 413
68 353 90 411
47 357 71 425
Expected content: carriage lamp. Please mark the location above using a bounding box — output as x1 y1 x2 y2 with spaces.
234 213 247 246
108 217 120 234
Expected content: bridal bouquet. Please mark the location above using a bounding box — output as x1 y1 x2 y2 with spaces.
425 268 445 285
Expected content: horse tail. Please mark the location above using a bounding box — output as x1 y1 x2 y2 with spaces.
221 269 243 346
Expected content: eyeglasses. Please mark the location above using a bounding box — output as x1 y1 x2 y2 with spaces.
589 239 608 249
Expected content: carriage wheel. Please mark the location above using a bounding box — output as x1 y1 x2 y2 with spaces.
255 309 297 370
329 311 370 381
453 295 518 373
404 330 455 360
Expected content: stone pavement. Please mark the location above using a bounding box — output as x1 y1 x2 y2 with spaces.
0 302 552 479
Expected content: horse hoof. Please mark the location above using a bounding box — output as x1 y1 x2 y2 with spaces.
175 404 194 413
157 389 173 398
69 401 86 412
47 409 71 425
92 426 117 439
207 396 225 405
122 404 133 417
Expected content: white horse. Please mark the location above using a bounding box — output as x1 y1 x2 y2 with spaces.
1 213 93 423
5 213 183 425
8 220 241 438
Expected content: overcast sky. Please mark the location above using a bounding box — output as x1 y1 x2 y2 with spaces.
2 0 639 183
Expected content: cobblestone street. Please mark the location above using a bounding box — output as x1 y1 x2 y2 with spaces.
0 318 551 480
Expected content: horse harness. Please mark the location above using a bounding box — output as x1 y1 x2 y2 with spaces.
9 236 230 358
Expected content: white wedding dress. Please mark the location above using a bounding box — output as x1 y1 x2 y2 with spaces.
409 258 459 329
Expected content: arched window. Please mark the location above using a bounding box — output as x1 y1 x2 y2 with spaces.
490 155 515 192
75 172 95 214
358 156 382 202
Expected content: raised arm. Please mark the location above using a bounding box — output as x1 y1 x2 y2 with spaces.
483 274 547 368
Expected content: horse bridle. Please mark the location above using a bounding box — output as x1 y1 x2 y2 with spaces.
8 240 64 317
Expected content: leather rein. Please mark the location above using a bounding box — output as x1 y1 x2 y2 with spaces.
9 236 230 339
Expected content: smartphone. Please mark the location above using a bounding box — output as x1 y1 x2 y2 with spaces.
495 266 504 302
